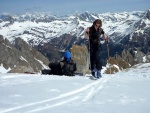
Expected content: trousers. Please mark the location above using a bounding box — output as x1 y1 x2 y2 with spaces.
90 45 102 70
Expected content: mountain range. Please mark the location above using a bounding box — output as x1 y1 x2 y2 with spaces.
0 10 147 44
0 9 150 73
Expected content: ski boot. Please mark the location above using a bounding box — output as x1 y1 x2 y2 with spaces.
97 70 102 79
92 69 97 78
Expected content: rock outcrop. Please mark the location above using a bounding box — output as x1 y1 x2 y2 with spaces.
71 44 89 75
104 48 149 74
0 35 49 73
105 53 130 74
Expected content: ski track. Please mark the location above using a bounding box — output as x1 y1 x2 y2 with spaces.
0 75 113 113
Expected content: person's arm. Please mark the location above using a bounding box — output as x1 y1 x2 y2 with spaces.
103 33 107 40
103 33 109 42
85 27 90 39
101 29 109 42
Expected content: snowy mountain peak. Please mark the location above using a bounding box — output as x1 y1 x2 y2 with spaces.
0 10 148 46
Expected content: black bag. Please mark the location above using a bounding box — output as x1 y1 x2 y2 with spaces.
61 61 76 76
49 62 62 75
41 69 51 75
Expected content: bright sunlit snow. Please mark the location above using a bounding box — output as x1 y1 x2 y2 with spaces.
0 64 11 73
0 63 150 113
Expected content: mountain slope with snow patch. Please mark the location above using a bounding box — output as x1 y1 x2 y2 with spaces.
0 11 145 45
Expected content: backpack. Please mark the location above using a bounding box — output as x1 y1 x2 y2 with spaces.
60 61 76 76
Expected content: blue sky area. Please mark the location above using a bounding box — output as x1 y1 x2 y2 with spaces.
0 0 150 15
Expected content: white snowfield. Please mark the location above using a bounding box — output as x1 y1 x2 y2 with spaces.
0 63 150 113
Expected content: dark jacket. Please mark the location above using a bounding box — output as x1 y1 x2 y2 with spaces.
89 26 104 50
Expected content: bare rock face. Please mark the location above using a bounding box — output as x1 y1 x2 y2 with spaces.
122 49 149 64
71 44 89 75
14 37 50 72
105 54 130 74
0 35 49 73
114 53 131 69
122 49 137 66
0 35 21 69
146 53 150 62
134 50 149 63
104 48 148 74
8 66 34 73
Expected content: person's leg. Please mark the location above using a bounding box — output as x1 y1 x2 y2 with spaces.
92 68 97 77
90 48 97 77
90 48 94 75
95 47 102 78
90 48 94 70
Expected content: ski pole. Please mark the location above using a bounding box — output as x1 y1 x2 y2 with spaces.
106 40 111 74
87 37 91 70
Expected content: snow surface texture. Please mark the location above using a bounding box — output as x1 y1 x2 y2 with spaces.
0 63 150 113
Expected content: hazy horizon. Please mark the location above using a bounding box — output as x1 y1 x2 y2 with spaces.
0 0 150 16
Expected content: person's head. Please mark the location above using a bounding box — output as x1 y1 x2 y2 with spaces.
93 19 102 29
64 51 71 62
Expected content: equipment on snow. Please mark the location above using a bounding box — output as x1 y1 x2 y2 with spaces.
60 60 76 76
106 40 111 74
41 69 51 75
42 51 76 76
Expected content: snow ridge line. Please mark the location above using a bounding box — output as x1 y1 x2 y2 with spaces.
0 75 112 113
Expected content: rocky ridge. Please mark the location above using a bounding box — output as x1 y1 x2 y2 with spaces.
0 35 49 73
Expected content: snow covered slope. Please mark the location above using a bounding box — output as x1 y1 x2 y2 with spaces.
0 63 150 113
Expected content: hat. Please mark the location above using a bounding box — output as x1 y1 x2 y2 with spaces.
64 51 71 59
64 51 71 61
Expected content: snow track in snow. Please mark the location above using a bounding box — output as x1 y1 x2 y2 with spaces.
0 75 113 113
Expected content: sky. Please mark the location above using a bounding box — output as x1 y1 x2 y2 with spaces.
0 63 150 113
0 0 150 15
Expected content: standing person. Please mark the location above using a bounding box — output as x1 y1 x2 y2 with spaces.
85 19 109 78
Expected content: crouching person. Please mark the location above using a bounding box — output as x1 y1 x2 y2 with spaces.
42 51 76 76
